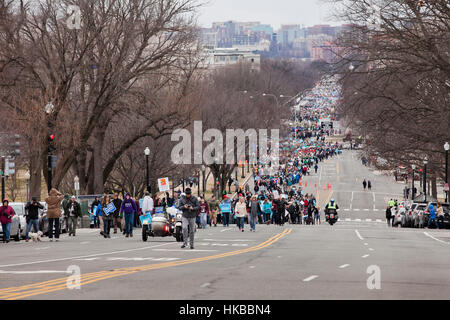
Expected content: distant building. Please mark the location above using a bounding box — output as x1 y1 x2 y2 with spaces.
201 48 261 72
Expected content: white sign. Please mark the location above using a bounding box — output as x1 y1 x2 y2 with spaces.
158 177 170 192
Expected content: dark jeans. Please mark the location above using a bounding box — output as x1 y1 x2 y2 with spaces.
103 218 112 235
124 213 134 235
222 213 230 227
48 218 60 239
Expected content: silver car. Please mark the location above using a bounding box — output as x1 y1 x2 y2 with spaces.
412 203 427 228
9 202 28 239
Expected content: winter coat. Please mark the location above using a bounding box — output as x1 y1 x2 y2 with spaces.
178 195 200 219
250 200 259 217
112 198 122 218
0 202 15 224
198 202 210 216
66 201 82 218
142 196 154 215
45 189 64 219
25 201 44 220
99 202 113 220
234 201 247 218
120 197 138 215
385 207 392 219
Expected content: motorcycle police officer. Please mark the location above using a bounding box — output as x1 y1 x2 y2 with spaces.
325 198 339 221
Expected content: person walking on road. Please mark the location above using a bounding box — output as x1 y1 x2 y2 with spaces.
367 180 372 190
363 179 367 190
220 195 232 227
426 204 439 229
99 195 113 238
249 195 259 232
112 193 122 234
65 196 81 236
61 194 70 234
0 199 16 243
314 164 318 174
179 188 200 249
199 198 209 229
24 197 43 242
235 195 247 232
45 188 64 242
208 195 219 227
91 196 101 228
385 205 392 227
120 193 138 238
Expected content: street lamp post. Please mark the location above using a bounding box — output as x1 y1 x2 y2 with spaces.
198 170 201 197
445 142 449 202
241 159 245 179
74 175 80 201
24 171 30 202
423 157 428 202
144 147 150 193
201 165 206 198
411 165 416 201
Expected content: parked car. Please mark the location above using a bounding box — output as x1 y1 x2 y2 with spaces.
403 202 417 228
393 205 406 227
412 203 427 228
0 204 21 241
9 202 27 239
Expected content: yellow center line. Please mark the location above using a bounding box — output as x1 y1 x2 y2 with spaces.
1 229 291 300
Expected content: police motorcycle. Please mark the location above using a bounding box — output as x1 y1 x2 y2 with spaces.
141 206 183 242
325 199 339 226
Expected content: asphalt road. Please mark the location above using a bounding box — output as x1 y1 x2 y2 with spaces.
1 150 449 300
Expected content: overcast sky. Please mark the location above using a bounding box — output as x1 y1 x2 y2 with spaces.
197 0 343 29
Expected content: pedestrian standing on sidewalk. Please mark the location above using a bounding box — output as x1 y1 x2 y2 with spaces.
235 195 247 232
112 193 122 234
45 188 64 242
0 199 16 243
179 188 200 249
66 196 81 236
24 197 43 242
120 193 138 238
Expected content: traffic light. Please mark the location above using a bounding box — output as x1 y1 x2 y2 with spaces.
10 134 20 157
48 133 56 153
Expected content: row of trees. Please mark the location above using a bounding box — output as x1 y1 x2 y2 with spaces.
332 0 450 198
0 0 325 199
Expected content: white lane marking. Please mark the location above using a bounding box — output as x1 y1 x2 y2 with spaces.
362 254 370 258
374 209 379 212
0 270 71 274
80 242 90 245
369 248 374 251
424 232 448 244
249 266 256 269
152 249 218 252
200 283 211 288
74 258 100 261
0 242 174 268
344 209 350 211
345 218 351 221
339 264 350 269
372 192 376 210
355 229 364 240
303 275 319 282
220 228 232 232
364 209 369 211
365 219 372 221
364 243 368 246
376 219 382 222
35 247 50 250
350 192 353 210
354 209 360 211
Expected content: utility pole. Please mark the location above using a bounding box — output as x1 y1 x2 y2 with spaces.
1 156 5 201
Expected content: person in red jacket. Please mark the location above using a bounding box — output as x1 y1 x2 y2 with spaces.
198 198 210 229
0 199 16 243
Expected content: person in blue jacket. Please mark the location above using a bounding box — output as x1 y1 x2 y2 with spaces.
426 204 439 229
120 193 138 237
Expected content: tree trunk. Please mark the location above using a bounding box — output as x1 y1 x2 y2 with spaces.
30 151 42 201
431 175 437 199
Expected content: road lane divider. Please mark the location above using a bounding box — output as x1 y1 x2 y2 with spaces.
0 228 292 300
